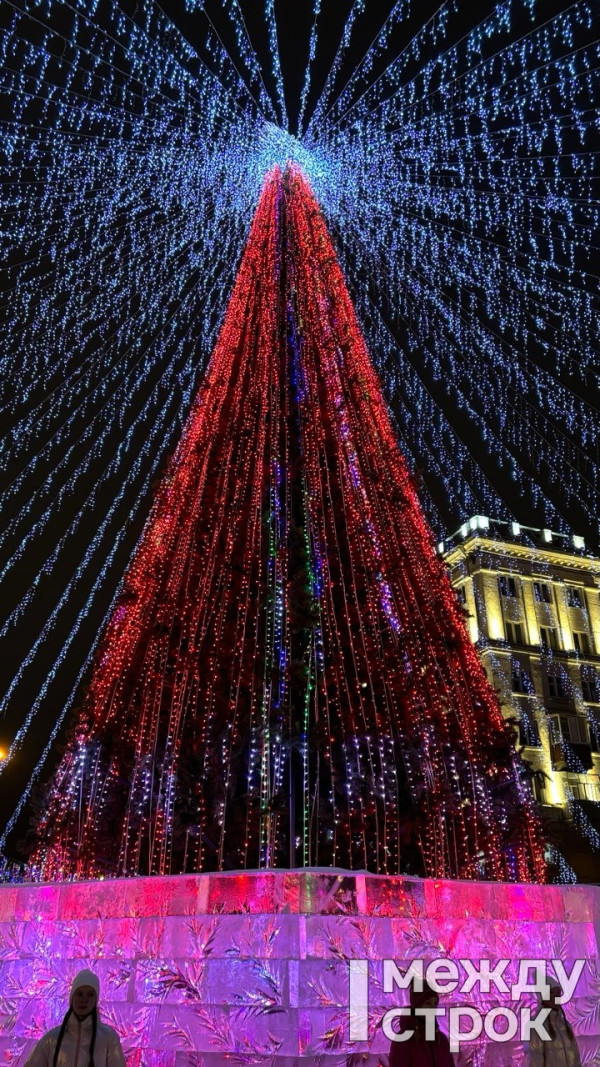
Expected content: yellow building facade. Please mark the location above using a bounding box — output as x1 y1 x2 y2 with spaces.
441 516 600 878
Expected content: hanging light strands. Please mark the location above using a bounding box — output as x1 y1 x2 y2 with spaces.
26 165 546 885
0 0 597 871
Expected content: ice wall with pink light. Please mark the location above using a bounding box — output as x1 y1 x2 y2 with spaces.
0 871 598 1065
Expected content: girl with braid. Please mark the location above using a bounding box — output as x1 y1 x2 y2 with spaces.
25 969 126 1067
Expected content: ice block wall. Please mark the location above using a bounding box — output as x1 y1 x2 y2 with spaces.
0 870 598 1065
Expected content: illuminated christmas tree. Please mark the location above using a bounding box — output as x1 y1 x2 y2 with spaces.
30 164 546 883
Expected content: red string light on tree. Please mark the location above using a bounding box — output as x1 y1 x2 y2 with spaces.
30 165 546 884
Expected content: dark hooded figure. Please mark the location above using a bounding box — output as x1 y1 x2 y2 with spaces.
528 982 582 1066
389 980 455 1066
25 968 126 1067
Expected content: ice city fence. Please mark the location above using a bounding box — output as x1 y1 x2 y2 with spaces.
0 869 598 1065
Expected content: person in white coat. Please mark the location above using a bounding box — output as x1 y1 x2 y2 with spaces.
25 968 126 1067
528 982 582 1066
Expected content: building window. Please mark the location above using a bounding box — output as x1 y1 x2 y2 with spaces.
457 585 467 605
548 673 567 700
566 586 584 608
553 715 595 771
505 621 524 645
517 708 540 746
559 715 588 745
530 774 544 802
573 631 591 656
549 715 566 768
566 777 594 802
550 715 592 770
533 581 552 604
498 575 517 598
581 669 599 704
590 720 600 754
539 626 558 651
511 658 533 694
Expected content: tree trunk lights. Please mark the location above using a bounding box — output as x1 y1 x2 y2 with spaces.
31 166 546 884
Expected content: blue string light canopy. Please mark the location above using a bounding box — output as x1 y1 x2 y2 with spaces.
0 0 598 857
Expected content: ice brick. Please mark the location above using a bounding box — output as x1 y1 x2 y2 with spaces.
14 885 60 922
136 912 298 960
0 920 24 960
204 871 287 914
364 874 425 917
59 875 201 920
562 884 599 923
0 888 18 923
150 1002 298 1056
303 915 391 961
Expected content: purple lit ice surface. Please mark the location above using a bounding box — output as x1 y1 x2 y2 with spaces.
0 871 598 1064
